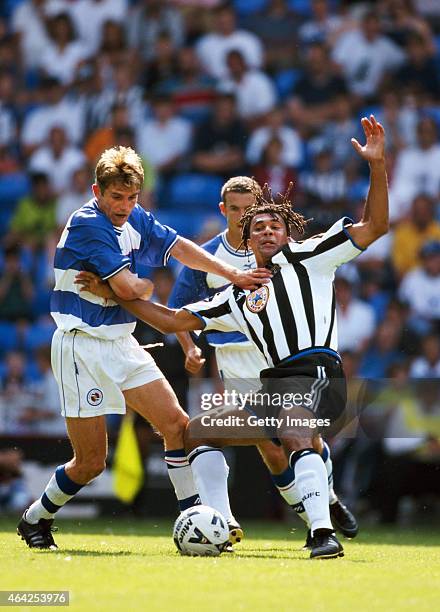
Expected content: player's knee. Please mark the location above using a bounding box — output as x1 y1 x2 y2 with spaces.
258 443 288 473
163 408 189 442
73 456 106 481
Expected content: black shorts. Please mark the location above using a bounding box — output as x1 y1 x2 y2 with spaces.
246 352 347 440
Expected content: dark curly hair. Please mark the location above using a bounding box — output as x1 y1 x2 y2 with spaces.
239 182 308 252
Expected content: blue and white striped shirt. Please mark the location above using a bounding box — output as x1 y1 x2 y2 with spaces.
51 198 178 340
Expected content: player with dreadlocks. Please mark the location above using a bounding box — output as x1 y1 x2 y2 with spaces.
76 115 389 559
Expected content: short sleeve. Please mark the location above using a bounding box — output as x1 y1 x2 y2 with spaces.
68 222 130 280
272 217 364 273
141 212 179 267
183 287 240 333
168 266 209 308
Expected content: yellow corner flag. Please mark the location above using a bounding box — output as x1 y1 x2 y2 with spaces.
113 413 144 504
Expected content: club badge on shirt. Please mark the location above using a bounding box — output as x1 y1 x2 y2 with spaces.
246 285 269 313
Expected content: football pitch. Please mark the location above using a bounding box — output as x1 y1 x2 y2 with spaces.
1 518 439 611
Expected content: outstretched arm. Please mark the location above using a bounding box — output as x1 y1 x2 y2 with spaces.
74 272 204 334
170 237 271 290
348 115 389 249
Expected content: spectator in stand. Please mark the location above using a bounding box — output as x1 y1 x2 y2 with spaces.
143 31 178 94
395 32 440 99
219 49 277 124
312 94 359 168
0 245 34 322
55 166 92 230
287 42 347 134
36 12 89 86
0 449 31 513
299 0 348 47
192 92 247 179
20 78 85 155
332 10 405 100
359 320 402 378
196 2 263 79
0 73 16 149
0 352 34 434
91 61 145 130
11 0 50 71
127 0 184 62
97 19 138 75
251 136 296 199
299 146 347 206
7 173 56 250
243 0 299 71
398 240 440 333
336 275 376 354
136 94 192 178
28 126 86 195
381 0 435 50
67 0 128 56
392 194 440 278
84 103 131 166
410 333 440 377
389 118 440 222
380 380 440 523
158 46 217 123
246 107 303 169
375 89 418 151
18 346 65 436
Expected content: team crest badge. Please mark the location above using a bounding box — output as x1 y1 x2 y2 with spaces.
87 388 103 406
246 285 269 313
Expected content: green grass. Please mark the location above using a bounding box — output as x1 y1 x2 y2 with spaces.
1 518 440 611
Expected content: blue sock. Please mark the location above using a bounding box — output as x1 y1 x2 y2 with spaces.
25 465 83 523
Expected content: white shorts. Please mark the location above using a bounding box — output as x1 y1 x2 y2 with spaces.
215 345 267 394
51 329 164 418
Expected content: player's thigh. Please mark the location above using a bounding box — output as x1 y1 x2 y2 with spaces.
123 378 188 435
65 415 108 464
185 407 263 451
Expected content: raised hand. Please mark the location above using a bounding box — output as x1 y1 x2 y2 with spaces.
351 115 385 164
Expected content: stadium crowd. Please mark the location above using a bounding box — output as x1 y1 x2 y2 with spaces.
0 0 439 523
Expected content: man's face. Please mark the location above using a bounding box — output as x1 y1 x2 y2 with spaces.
220 191 255 234
248 213 288 263
93 182 140 226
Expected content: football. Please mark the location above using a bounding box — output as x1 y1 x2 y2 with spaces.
173 505 230 556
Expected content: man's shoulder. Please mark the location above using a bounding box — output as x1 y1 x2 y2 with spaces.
200 232 224 255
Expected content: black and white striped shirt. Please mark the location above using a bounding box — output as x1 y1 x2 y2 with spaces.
185 217 364 368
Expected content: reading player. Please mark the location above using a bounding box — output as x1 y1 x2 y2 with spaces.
17 146 270 550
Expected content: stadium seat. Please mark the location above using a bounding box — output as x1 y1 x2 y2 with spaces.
274 69 302 100
155 210 224 240
233 0 267 16
0 321 19 354
22 321 56 352
287 0 312 16
0 172 29 209
167 174 224 210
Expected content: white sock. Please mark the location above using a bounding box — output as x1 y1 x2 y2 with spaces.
290 450 332 535
25 465 84 524
271 468 310 526
164 449 200 511
188 446 233 522
322 441 338 504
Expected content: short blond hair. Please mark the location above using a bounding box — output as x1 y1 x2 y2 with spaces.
95 146 144 193
221 176 262 203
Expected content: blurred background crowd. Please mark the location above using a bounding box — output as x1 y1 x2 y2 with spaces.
0 0 439 524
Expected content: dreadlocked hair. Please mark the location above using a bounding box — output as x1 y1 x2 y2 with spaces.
239 182 308 252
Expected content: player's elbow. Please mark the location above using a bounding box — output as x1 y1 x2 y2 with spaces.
372 219 389 238
113 284 138 301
